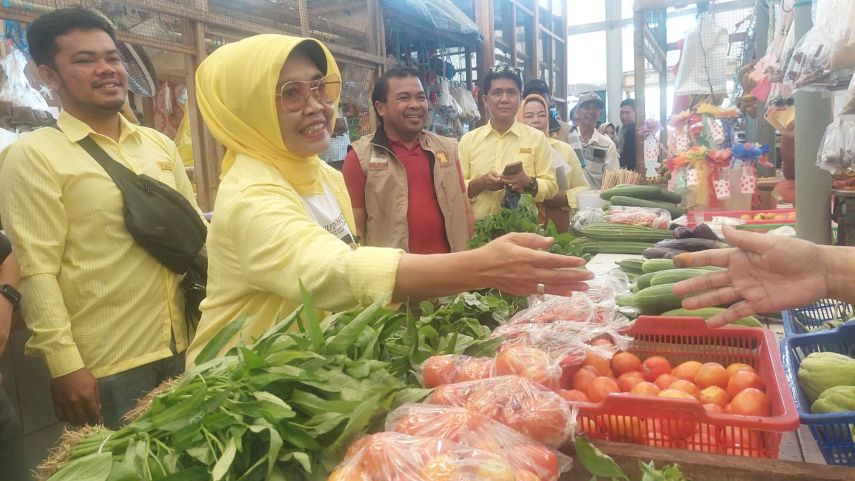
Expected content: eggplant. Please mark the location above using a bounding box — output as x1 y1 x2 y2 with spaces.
643 246 689 259
673 224 719 241
654 237 729 252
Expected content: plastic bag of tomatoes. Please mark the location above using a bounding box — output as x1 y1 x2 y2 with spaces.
425 375 577 448
509 293 595 324
493 319 631 352
419 354 497 388
386 404 573 481
330 432 517 481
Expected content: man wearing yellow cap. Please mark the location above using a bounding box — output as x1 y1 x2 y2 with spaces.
0 8 199 429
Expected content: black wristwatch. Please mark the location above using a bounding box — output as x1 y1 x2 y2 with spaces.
524 176 539 196
0 284 20 309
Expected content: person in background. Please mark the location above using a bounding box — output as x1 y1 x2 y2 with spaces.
459 65 558 220
522 79 571 144
566 104 584 162
0 233 26 481
342 67 472 253
673 225 855 327
518 94 589 233
617 98 637 171
0 8 198 429
186 35 592 365
598 122 616 144
574 92 619 189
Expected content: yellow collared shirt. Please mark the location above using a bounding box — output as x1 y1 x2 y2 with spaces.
459 121 558 220
0 111 199 379
185 153 403 367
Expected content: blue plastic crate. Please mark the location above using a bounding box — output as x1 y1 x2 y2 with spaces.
781 323 855 466
781 299 854 336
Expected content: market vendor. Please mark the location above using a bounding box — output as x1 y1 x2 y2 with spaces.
458 65 558 220
186 35 592 366
573 92 620 189
517 94 590 233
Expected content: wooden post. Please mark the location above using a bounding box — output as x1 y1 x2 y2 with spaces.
529 0 539 79
141 96 155 128
474 0 494 123
504 0 516 66
184 20 219 212
464 45 473 90
633 9 646 174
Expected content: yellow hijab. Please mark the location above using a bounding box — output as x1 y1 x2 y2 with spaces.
195 34 340 195
517 94 550 136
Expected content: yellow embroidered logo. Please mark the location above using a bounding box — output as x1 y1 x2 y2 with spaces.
156 160 174 172
519 147 532 154
436 152 449 164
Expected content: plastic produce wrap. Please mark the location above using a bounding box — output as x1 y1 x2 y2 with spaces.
387 404 573 481
762 5 795 82
493 320 630 354
332 432 515 481
842 73 855 116
604 206 671 229
509 293 596 324
450 84 480 122
828 0 855 71
784 0 854 91
816 116 855 176
571 208 606 231
0 48 55 129
420 354 497 388
425 375 577 447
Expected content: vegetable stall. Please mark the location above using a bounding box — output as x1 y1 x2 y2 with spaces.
34 188 855 481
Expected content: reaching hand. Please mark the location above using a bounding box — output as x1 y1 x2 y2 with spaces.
474 232 593 296
672 225 831 327
51 367 102 426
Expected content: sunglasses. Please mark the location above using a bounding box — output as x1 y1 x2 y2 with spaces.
489 64 521 77
276 74 342 112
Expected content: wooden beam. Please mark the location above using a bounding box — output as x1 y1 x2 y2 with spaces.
503 0 517 66
141 96 155 128
311 0 363 16
184 20 217 211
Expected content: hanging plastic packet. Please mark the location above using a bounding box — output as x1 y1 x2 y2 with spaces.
816 116 855 176
425 375 577 447
0 48 55 129
334 432 516 481
387 404 574 481
571 208 606 231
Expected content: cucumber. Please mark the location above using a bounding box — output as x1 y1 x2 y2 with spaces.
633 271 659 292
654 238 729 251
609 196 687 219
618 258 646 274
600 185 683 204
627 283 685 315
649 268 710 286
641 259 675 273
581 241 653 255
662 307 763 328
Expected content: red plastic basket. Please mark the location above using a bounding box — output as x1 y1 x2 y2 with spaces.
569 316 799 458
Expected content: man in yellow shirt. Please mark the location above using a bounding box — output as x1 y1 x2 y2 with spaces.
0 8 200 429
459 65 557 220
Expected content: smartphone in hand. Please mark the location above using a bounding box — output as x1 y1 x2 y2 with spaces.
502 161 523 176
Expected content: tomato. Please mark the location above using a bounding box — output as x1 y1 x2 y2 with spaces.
328 464 370 481
572 367 598 393
629 381 661 396
606 415 646 443
421 454 458 481
587 376 620 403
616 371 645 392
699 386 730 407
582 351 613 377
686 430 721 453
456 357 495 382
611 352 643 375
730 388 771 417
653 373 679 391
671 360 703 381
495 346 559 389
428 384 466 407
559 389 589 402
667 379 701 400
501 395 571 447
694 362 728 389
642 356 672 382
513 444 559 481
726 370 765 398
725 362 755 378
421 355 460 388
577 417 604 438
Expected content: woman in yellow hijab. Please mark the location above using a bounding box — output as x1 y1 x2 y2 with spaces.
518 94 589 233
186 35 593 365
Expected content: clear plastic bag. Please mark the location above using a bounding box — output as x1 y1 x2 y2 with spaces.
387 404 573 481
425 375 577 447
419 354 497 388
816 116 855 175
571 208 605 231
842 72 855 116
674 15 729 96
785 0 855 91
0 48 55 128
828 0 855 71
493 321 630 354
509 293 596 324
604 206 671 229
333 432 516 481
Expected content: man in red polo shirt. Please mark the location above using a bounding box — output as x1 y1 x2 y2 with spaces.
343 68 472 253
